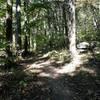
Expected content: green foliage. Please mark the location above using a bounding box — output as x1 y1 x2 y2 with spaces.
46 49 70 62
95 53 100 60
28 2 51 13
35 34 48 51
0 41 7 50
76 4 100 43
0 0 100 66
19 80 27 87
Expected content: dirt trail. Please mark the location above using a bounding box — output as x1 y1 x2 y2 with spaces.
19 53 100 100
0 53 100 100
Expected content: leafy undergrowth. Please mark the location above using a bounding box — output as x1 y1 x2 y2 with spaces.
0 50 100 100
42 49 71 63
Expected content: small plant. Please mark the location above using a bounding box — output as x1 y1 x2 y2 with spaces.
48 49 70 62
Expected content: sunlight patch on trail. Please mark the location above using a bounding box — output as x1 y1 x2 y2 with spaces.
24 60 51 70
24 54 88 78
81 67 96 76
56 54 83 74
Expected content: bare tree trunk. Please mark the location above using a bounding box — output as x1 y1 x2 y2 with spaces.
62 4 69 48
66 0 77 60
6 0 13 53
6 0 13 43
6 0 13 64
16 0 21 49
23 0 30 55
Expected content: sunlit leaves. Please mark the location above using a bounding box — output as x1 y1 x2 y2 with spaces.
28 2 50 14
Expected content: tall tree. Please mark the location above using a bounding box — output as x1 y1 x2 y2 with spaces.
16 0 21 49
6 0 13 56
66 0 77 60
23 0 30 54
62 3 69 48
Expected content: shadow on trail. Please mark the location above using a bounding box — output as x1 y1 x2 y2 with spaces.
0 55 100 100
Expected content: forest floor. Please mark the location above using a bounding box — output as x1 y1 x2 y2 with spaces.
0 51 100 100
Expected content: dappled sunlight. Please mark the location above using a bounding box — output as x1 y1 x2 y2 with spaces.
1 0 100 99
38 73 52 77
81 67 96 76
0 52 99 100
27 69 42 74
23 54 86 78
25 59 51 70
27 63 44 69
24 59 59 78
38 66 60 78
0 71 13 76
55 54 82 74
22 51 99 80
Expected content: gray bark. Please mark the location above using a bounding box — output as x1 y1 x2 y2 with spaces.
66 0 77 59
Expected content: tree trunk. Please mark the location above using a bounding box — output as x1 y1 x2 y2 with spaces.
6 0 13 64
6 0 13 53
6 0 13 43
62 4 69 48
16 0 21 49
24 0 30 52
66 0 77 60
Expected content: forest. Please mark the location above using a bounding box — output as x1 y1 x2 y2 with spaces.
0 0 100 100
